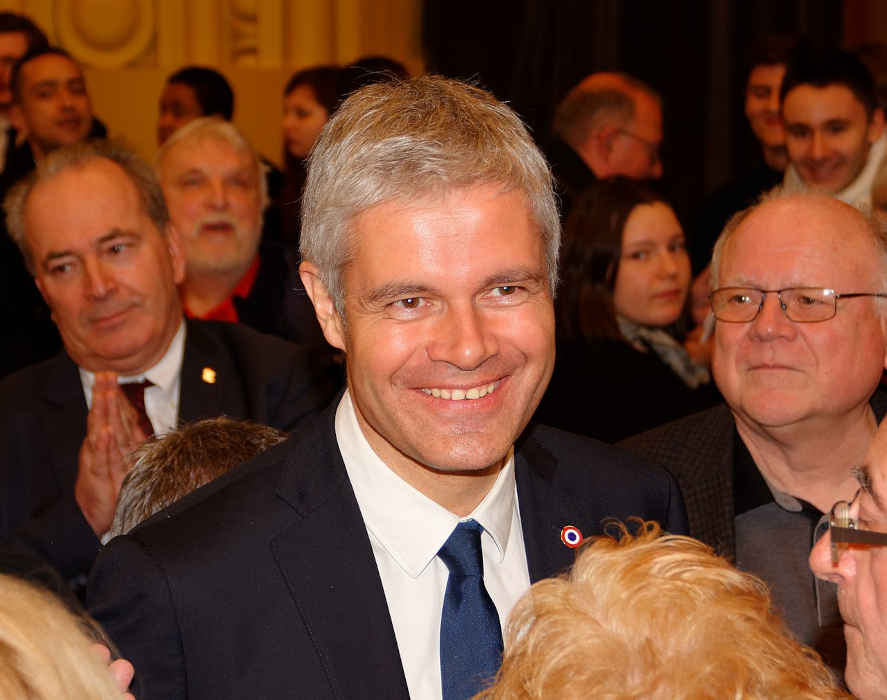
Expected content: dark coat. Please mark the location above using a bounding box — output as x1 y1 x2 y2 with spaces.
0 320 337 589
88 410 687 700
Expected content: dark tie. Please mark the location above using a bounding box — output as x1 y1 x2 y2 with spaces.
438 519 503 700
119 380 154 437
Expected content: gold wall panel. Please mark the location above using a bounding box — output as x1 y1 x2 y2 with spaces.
1 0 423 164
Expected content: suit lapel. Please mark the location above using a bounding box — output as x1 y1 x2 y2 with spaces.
270 410 410 699
514 433 578 583
178 321 239 423
43 353 88 493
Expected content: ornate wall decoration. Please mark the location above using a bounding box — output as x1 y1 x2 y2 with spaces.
55 0 155 69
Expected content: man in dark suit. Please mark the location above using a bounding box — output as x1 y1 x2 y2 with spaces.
0 140 335 597
88 76 686 700
621 192 887 672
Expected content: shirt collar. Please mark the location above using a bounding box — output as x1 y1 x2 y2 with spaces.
79 321 186 403
335 390 516 578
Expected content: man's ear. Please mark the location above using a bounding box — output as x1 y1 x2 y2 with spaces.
9 103 25 134
581 125 618 177
869 107 885 144
299 260 346 352
165 222 186 285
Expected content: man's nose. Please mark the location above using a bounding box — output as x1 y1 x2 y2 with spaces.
83 259 114 298
809 530 852 585
427 303 497 370
748 292 795 340
810 130 825 159
207 179 228 209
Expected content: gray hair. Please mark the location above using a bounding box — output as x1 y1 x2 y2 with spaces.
552 73 661 149
5 139 169 271
155 116 268 211
710 188 887 293
108 417 287 538
299 74 561 315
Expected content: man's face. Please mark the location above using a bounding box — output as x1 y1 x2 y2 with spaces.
810 428 887 699
782 84 882 194
0 31 28 112
712 196 887 433
159 135 263 277
12 53 91 157
608 90 663 179
157 82 203 145
745 63 786 148
25 158 186 375
309 184 555 481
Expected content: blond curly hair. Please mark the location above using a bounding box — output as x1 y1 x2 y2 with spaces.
476 521 847 700
0 574 126 699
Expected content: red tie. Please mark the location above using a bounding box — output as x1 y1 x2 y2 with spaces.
119 380 154 437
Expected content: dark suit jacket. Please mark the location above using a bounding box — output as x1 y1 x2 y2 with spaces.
0 320 337 589
618 389 887 559
88 409 687 700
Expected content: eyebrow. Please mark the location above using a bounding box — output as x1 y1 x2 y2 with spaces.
854 464 886 512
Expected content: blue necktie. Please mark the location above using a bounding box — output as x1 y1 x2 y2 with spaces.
438 519 503 700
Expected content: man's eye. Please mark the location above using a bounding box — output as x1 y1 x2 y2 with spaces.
48 262 74 276
394 297 422 309
786 126 809 138
826 122 848 135
727 293 754 306
492 286 517 296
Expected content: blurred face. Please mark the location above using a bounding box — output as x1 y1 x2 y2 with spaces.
308 184 555 484
783 84 883 194
613 202 690 327
282 84 329 159
0 31 28 112
745 63 786 148
25 158 185 375
159 135 263 276
157 82 203 145
608 91 663 179
810 427 887 699
12 53 91 159
712 196 887 432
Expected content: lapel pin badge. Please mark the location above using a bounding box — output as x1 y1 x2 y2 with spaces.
201 367 217 384
560 525 583 549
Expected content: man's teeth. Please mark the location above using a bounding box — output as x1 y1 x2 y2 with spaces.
421 382 498 400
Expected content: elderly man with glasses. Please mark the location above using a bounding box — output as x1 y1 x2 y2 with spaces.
812 424 887 700
620 190 887 673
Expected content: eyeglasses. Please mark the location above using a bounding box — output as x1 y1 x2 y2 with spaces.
616 128 661 166
814 489 887 565
709 287 887 323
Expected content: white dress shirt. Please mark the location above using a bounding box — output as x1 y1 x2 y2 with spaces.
79 321 186 436
335 390 531 700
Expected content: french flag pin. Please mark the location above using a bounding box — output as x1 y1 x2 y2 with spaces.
560 525 583 549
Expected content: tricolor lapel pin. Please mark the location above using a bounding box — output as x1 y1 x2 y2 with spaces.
201 367 217 384
560 525 583 549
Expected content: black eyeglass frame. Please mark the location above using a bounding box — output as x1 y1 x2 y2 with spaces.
709 287 887 323
823 489 887 565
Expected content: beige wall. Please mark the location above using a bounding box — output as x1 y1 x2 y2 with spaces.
3 0 423 164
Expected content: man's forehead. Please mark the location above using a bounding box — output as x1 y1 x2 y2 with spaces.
21 53 83 83
783 83 867 117
725 197 874 270
165 136 254 174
